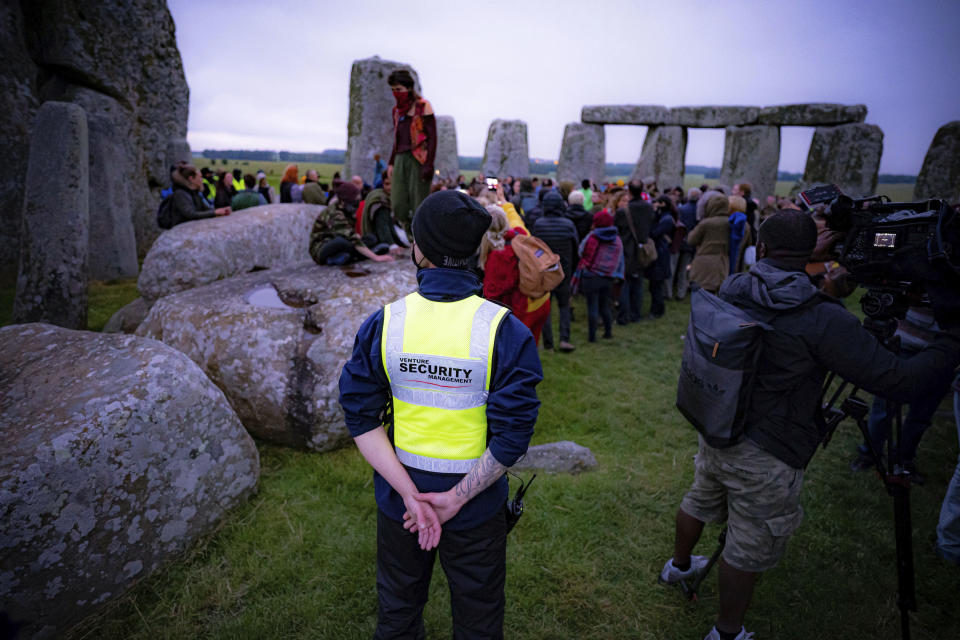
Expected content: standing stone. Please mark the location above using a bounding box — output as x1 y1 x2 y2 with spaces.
165 137 192 167
557 123 605 186
344 56 421 185
0 0 190 267
482 119 530 177
758 103 867 126
78 89 139 280
632 126 687 189
13 102 89 329
0 0 39 269
801 124 883 198
435 115 459 183
914 121 960 202
719 125 781 202
0 323 260 638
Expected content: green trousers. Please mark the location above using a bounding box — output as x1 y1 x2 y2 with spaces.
391 152 431 230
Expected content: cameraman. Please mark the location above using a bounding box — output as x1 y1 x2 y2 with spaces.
660 210 960 640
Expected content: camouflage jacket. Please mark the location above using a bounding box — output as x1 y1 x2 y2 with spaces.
309 201 362 261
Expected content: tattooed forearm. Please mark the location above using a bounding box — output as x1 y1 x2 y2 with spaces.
454 449 506 501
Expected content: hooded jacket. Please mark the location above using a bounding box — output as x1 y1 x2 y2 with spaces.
532 192 579 279
170 171 216 226
687 195 730 293
579 226 624 279
720 260 960 468
565 203 593 241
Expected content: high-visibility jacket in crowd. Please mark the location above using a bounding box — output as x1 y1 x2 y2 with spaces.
381 291 508 473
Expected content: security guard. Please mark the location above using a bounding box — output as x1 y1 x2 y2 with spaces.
339 190 542 639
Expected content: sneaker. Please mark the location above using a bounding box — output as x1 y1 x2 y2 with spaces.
703 626 754 640
659 555 709 584
558 341 576 352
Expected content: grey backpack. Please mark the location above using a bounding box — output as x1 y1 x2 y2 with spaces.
676 288 772 448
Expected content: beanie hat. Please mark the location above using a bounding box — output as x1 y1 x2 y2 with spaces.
334 182 361 206
758 210 818 259
593 210 614 228
412 191 492 269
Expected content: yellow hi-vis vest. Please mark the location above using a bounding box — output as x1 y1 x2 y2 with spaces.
382 292 508 473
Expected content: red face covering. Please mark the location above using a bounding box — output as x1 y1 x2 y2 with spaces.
393 89 413 112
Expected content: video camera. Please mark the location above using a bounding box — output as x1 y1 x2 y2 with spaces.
799 184 959 321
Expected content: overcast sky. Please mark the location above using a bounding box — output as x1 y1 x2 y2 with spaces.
169 0 960 174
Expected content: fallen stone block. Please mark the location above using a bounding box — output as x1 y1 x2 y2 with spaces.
102 297 149 334
0 323 259 638
137 203 321 303
137 260 419 451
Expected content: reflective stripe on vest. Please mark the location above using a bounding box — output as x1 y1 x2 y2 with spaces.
382 292 507 473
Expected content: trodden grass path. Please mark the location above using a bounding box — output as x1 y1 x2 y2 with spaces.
67 291 960 640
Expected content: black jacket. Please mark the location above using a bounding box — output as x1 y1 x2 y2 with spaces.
565 203 592 241
678 200 698 253
531 192 579 280
170 184 215 226
644 209 675 281
720 260 960 468
615 198 654 277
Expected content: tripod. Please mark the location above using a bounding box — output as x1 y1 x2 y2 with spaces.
820 307 917 640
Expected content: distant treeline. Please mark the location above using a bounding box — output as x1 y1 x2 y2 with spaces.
200 149 915 183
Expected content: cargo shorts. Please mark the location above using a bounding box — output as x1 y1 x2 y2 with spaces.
680 435 804 572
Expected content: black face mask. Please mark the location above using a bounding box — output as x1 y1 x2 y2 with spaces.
411 248 429 270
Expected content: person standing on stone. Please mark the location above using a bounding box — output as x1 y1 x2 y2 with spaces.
280 164 299 203
230 174 268 211
338 190 542 639
170 164 230 226
386 69 437 230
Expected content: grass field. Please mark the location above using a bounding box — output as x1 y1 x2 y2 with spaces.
58 288 960 639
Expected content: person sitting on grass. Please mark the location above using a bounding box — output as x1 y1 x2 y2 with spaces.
309 182 394 266
230 174 268 211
